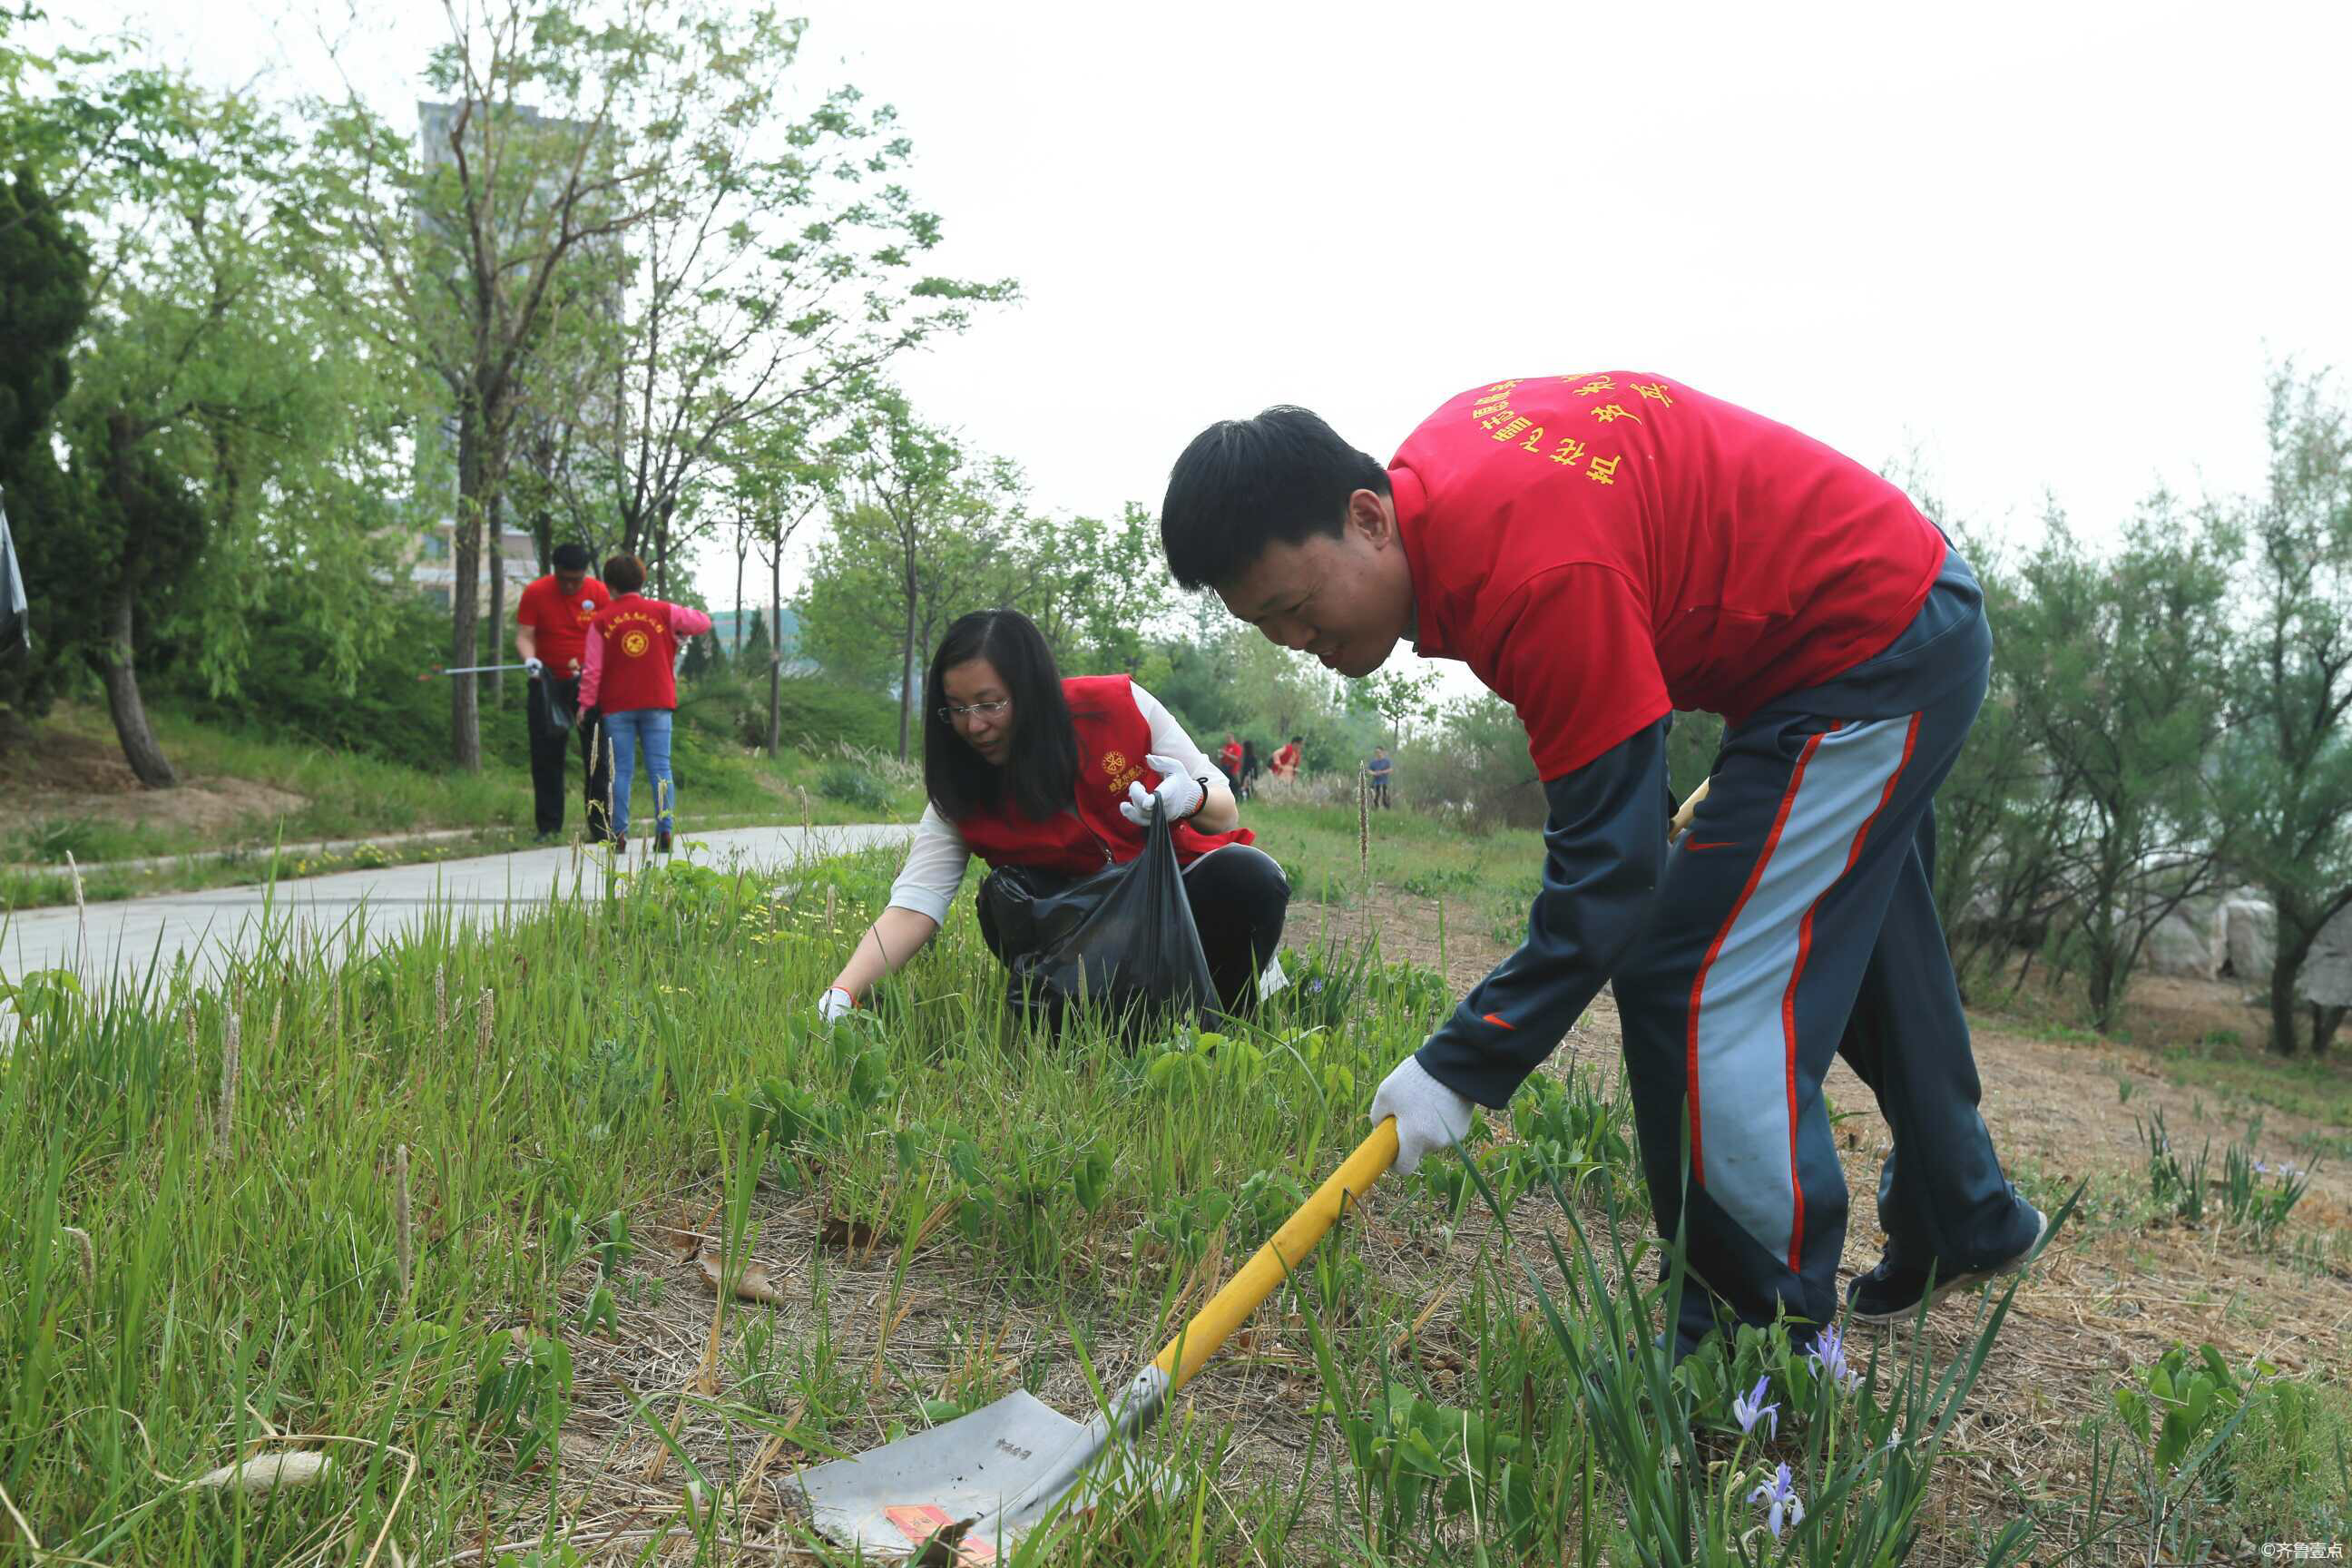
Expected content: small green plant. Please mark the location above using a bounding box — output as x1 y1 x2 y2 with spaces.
2222 1144 2313 1245
2140 1108 2210 1225
470 1330 573 1471
2090 1341 2340 1563
1337 1382 1538 1545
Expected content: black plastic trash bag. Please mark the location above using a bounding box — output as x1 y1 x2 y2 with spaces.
975 801 1220 1033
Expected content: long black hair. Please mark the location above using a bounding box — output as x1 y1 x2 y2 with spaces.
923 609 1080 822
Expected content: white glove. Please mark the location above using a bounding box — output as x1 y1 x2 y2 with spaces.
818 986 854 1024
1369 1054 1475 1176
524 656 546 680
1119 755 1206 827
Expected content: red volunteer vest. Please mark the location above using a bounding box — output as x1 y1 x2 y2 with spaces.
954 675 1254 877
589 594 681 712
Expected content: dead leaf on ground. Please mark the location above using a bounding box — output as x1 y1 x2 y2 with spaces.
697 1250 787 1305
192 1452 334 1492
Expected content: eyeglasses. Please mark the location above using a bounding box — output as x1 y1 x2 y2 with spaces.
936 700 1011 724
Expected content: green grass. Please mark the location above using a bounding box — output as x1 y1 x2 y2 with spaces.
4 829 2345 1562
2153 1039 2352 1160
1242 798 1542 942
0 701 924 908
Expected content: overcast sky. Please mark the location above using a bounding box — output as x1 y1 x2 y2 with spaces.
41 1 2352 688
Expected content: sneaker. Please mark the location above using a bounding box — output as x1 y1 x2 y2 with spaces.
654 828 672 855
1847 1206 2048 1324
611 834 628 856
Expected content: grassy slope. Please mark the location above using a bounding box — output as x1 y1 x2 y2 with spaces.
2 825 2344 1563
0 700 924 908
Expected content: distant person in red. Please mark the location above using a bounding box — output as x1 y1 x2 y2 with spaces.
1269 735 1302 780
1219 733 1243 787
1161 373 2044 1358
514 542 612 843
578 554 712 855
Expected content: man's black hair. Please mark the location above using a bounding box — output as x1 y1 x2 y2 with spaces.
552 543 592 573
1289 734 1303 745
1161 406 1390 590
924 609 1079 824
603 554 646 594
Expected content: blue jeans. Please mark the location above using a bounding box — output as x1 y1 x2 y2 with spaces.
599 707 675 838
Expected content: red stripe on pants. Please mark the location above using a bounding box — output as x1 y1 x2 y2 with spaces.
1685 729 1827 1186
1775 714 1920 1269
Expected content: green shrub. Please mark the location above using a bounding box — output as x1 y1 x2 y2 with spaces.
156 590 531 769
674 667 898 754
816 759 892 812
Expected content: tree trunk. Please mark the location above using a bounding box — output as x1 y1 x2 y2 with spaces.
450 407 486 772
487 486 508 707
97 586 176 788
2268 910 2319 1056
897 548 917 762
654 499 671 600
2314 1004 2344 1056
768 538 782 756
733 518 747 662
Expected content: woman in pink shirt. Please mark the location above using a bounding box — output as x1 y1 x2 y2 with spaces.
578 554 712 854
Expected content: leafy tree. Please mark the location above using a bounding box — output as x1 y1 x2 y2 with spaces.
722 410 830 753
1357 665 1442 750
36 79 416 785
579 10 1012 589
2220 368 2352 1054
0 163 90 745
813 387 1016 759
2006 500 2240 1029
297 1 678 770
1013 504 1171 674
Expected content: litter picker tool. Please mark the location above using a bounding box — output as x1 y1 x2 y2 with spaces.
416 662 534 681
793 1118 1400 1563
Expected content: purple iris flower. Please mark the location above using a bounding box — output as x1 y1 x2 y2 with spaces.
1809 1325 1860 1392
1731 1375 1779 1439
1748 1462 1805 1538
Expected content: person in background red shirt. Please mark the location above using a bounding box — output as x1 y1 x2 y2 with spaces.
1269 736 1302 780
1218 733 1242 787
578 554 711 856
1161 374 2043 1359
513 542 612 843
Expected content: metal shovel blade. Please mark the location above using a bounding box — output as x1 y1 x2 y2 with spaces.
793 1387 1171 1562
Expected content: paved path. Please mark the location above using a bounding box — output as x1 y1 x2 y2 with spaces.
3 823 914 997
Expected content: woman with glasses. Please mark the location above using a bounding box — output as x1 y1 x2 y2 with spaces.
818 609 1289 1021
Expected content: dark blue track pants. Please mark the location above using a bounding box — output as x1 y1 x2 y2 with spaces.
1612 566 2037 1349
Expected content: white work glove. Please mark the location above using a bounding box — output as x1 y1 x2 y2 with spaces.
817 986 854 1024
524 656 545 680
1119 755 1206 827
1369 1054 1475 1176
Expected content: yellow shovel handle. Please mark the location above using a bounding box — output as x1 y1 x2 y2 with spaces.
1150 1117 1399 1394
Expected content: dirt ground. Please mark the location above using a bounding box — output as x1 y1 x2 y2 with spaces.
0 724 307 839
520 894 2351 1563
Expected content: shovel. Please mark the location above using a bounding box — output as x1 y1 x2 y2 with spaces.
794 1117 1401 1563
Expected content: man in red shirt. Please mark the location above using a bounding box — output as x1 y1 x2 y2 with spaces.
514 543 612 843
1161 373 2044 1356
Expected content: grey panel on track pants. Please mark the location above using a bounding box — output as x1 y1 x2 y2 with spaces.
1611 593 2038 1352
